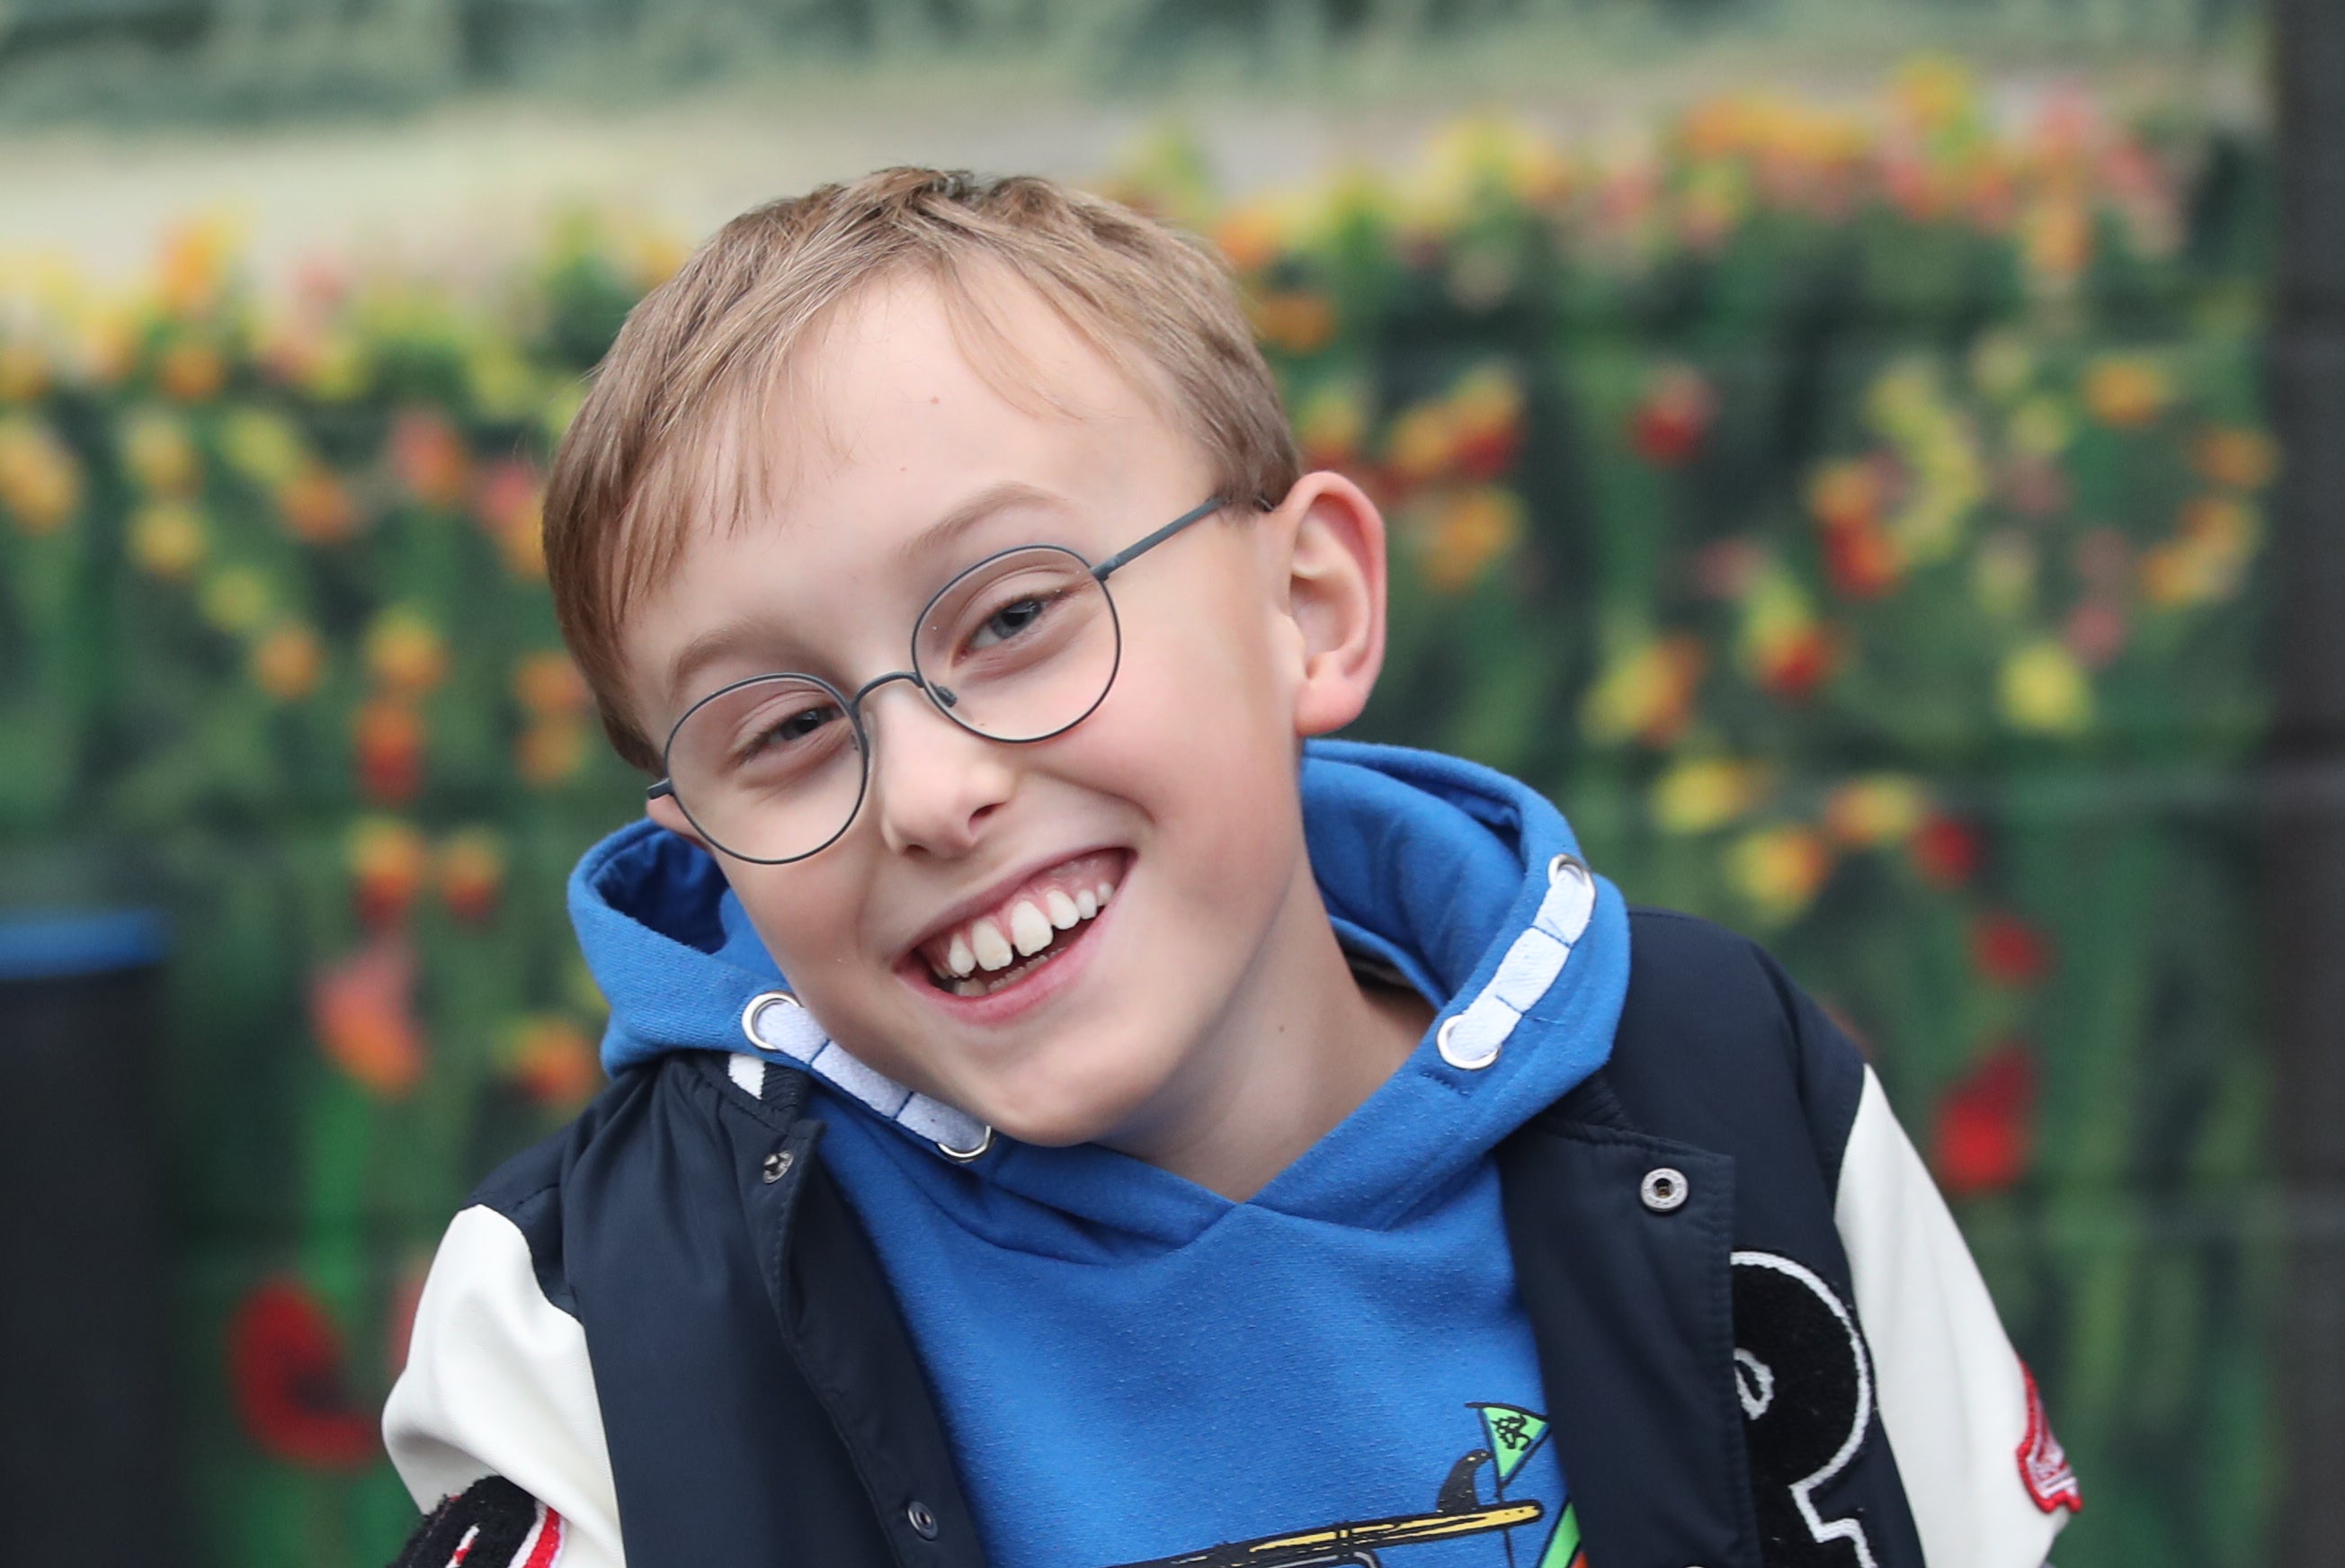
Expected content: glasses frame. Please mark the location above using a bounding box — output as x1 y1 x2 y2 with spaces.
647 494 1230 865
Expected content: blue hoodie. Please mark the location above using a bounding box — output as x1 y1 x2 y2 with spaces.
569 739 1631 1568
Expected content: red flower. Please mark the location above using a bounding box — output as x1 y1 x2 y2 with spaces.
226 1278 380 1471
1753 625 1838 702
1972 911 2054 987
310 934 426 1099
1909 812 1981 889
1933 1042 2037 1198
1629 366 1716 467
353 699 425 805
1820 522 1902 600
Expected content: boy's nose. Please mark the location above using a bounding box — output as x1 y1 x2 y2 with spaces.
862 683 1016 858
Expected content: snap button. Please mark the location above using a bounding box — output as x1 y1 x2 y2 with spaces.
762 1149 793 1183
1640 1166 1689 1213
905 1499 939 1539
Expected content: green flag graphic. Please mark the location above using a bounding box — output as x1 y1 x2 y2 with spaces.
1472 1403 1551 1486
1537 1502 1584 1568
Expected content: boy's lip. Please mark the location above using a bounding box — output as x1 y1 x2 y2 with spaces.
895 845 1131 969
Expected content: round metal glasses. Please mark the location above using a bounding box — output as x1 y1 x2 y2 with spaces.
647 496 1228 864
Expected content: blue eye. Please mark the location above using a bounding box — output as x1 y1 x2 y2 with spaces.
974 596 1048 647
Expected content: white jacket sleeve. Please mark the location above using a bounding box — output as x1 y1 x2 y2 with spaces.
383 1205 626 1568
1834 1065 2078 1568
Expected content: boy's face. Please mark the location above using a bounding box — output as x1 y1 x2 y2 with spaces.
625 270 1379 1153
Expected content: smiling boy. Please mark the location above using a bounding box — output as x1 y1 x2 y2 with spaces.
384 170 2079 1568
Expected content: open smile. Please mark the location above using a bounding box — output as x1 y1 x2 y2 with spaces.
907 849 1128 999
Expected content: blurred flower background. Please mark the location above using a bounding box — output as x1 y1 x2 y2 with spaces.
0 3 2314 1565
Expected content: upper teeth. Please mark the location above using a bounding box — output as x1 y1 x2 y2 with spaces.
1009 901 1054 957
932 880 1119 982
970 919 1012 973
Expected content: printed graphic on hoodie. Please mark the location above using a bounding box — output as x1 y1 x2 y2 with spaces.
1105 1403 1585 1568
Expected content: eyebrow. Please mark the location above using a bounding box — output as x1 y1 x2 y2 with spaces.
891 478 1068 568
657 479 1073 726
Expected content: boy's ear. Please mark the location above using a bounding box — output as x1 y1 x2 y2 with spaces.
646 788 714 851
1271 470 1389 739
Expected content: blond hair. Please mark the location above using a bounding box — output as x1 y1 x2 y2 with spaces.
542 167 1299 772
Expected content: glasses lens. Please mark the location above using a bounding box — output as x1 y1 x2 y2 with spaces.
665 675 866 862
914 547 1118 741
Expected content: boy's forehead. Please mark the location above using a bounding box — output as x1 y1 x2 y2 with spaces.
785 265 1163 484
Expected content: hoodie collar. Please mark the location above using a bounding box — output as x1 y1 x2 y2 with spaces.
571 739 1631 1227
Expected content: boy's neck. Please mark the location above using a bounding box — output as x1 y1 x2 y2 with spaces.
1100 861 1434 1202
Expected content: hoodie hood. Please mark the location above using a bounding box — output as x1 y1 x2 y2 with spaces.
569 737 1630 1231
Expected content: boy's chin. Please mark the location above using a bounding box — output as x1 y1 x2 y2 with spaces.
961 1064 1172 1153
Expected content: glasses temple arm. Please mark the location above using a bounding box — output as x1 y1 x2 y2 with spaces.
1091 496 1228 582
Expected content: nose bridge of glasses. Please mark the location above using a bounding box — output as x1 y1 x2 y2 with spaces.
850 667 962 740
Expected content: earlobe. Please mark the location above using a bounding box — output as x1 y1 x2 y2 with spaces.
1278 472 1390 739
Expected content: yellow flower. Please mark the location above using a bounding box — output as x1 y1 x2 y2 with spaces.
1651 759 1767 836
1823 774 1925 848
499 508 548 579
155 215 237 319
1999 640 2092 735
437 828 508 923
250 622 325 700
1969 332 2034 402
1725 824 1833 927
2007 396 2074 459
276 466 361 544
464 346 541 423
0 341 49 403
1212 204 1286 274
0 415 83 534
1249 290 1338 355
365 607 449 696
1386 403 1458 486
1414 486 1522 594
1971 531 2037 619
1580 634 1706 749
199 566 272 633
513 651 591 718
2082 355 2172 429
2020 198 2092 292
346 815 430 922
1890 54 1978 134
518 717 590 788
1295 382 1369 468
304 334 370 402
156 338 227 403
129 501 208 579
120 407 202 497
2191 425 2278 492
218 408 308 487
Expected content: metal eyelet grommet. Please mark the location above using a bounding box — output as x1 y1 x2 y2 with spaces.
740 990 801 1051
935 1125 994 1163
1641 1166 1690 1213
762 1149 793 1184
1436 1014 1499 1071
1547 851 1589 886
905 1500 940 1539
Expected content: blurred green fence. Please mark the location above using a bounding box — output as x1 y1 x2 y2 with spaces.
0 60 2277 1567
